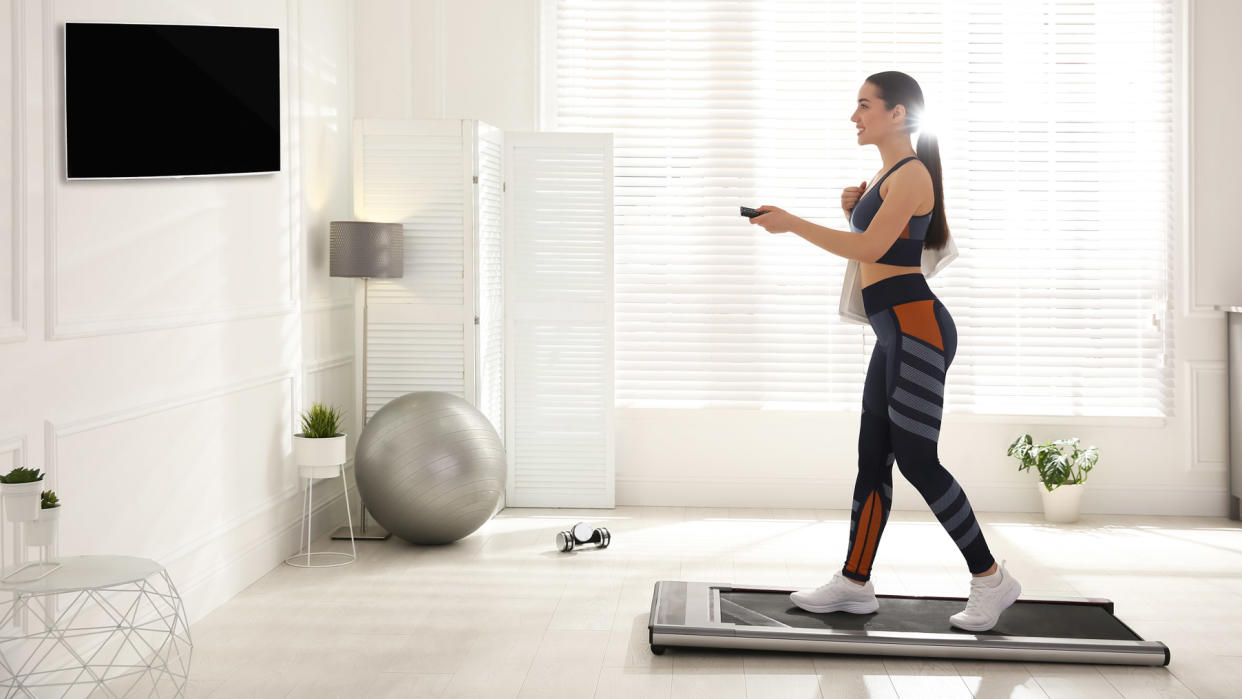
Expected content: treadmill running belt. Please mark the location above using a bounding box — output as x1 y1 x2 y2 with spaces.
720 591 1142 641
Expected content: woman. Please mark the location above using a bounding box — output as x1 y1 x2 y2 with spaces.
750 71 1021 632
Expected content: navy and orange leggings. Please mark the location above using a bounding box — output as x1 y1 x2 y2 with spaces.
842 273 996 582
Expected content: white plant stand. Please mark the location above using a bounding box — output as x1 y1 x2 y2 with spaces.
1 501 61 584
285 463 357 568
0 555 192 697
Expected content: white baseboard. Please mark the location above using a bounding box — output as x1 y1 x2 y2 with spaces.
615 476 1229 517
173 465 359 627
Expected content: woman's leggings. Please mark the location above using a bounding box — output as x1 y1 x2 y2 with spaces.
841 273 995 582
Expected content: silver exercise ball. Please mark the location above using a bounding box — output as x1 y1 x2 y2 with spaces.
355 391 506 545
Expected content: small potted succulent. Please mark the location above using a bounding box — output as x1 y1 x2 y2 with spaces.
0 467 46 522
294 403 347 479
1008 434 1098 523
26 491 61 547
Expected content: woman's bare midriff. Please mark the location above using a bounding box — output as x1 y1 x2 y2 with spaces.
860 262 923 289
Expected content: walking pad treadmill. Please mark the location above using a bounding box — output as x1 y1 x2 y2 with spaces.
648 581 1169 666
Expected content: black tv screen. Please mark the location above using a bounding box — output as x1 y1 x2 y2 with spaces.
65 23 280 180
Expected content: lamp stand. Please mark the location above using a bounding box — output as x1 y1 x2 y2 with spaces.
333 275 390 541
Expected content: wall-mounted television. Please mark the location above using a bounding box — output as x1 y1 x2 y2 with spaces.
64 22 280 180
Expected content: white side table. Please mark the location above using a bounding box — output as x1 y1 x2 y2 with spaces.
285 463 356 568
0 555 191 697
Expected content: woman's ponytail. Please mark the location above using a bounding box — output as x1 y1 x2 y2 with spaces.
916 129 949 251
867 70 950 250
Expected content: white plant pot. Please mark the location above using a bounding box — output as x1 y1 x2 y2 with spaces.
25 505 60 546
1039 482 1085 523
294 434 347 479
1 480 44 523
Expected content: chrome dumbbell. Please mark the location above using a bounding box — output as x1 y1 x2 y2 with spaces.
556 521 611 552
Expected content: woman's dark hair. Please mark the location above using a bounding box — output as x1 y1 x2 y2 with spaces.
865 71 949 251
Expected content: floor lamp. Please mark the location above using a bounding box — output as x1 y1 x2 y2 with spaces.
328 220 404 541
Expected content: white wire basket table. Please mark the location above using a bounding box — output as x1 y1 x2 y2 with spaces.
0 555 191 698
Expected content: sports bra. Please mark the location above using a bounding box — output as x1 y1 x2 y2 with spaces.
848 155 933 267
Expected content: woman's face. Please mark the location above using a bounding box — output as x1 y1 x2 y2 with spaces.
850 82 904 146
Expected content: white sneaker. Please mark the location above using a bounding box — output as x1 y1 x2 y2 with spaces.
949 560 1022 632
790 571 879 614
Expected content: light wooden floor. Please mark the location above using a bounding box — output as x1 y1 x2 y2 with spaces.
186 507 1242 698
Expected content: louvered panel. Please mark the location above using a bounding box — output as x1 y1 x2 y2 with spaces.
510 323 609 502
506 132 614 507
365 321 466 421
355 119 476 421
364 228 464 305
359 128 465 305
477 123 506 443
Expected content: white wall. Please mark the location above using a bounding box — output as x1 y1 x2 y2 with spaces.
1190 1 1242 310
352 0 1238 517
354 0 537 130
0 0 358 625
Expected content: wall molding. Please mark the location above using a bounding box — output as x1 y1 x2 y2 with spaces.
46 368 294 439
48 303 299 340
0 433 26 466
1 0 27 344
304 353 353 376
304 296 352 314
1182 0 1216 318
435 0 445 117
1188 360 1228 473
287 0 303 333
41 0 298 341
45 369 299 561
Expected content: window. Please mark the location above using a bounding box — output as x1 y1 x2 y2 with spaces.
546 0 1177 417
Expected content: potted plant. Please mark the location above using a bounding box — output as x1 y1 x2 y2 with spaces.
1008 434 1098 523
294 403 347 479
0 467 45 522
26 491 60 547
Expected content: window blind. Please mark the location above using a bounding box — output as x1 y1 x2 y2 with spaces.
548 0 1177 417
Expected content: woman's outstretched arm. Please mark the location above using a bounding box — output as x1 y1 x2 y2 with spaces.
788 218 875 262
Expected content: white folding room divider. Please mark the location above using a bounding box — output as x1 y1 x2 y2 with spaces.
354 119 614 508
505 132 615 508
353 118 502 437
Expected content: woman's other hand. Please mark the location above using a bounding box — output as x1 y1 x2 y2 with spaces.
841 180 867 219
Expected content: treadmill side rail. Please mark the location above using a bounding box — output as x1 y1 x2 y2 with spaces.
650 628 1170 666
650 581 1169 667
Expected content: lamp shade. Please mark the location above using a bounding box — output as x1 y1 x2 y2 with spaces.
329 221 405 278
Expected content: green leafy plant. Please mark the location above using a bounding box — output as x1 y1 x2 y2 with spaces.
41 490 59 509
0 467 44 484
299 403 344 439
1008 434 1098 491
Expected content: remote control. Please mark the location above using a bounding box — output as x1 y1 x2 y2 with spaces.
741 206 764 219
